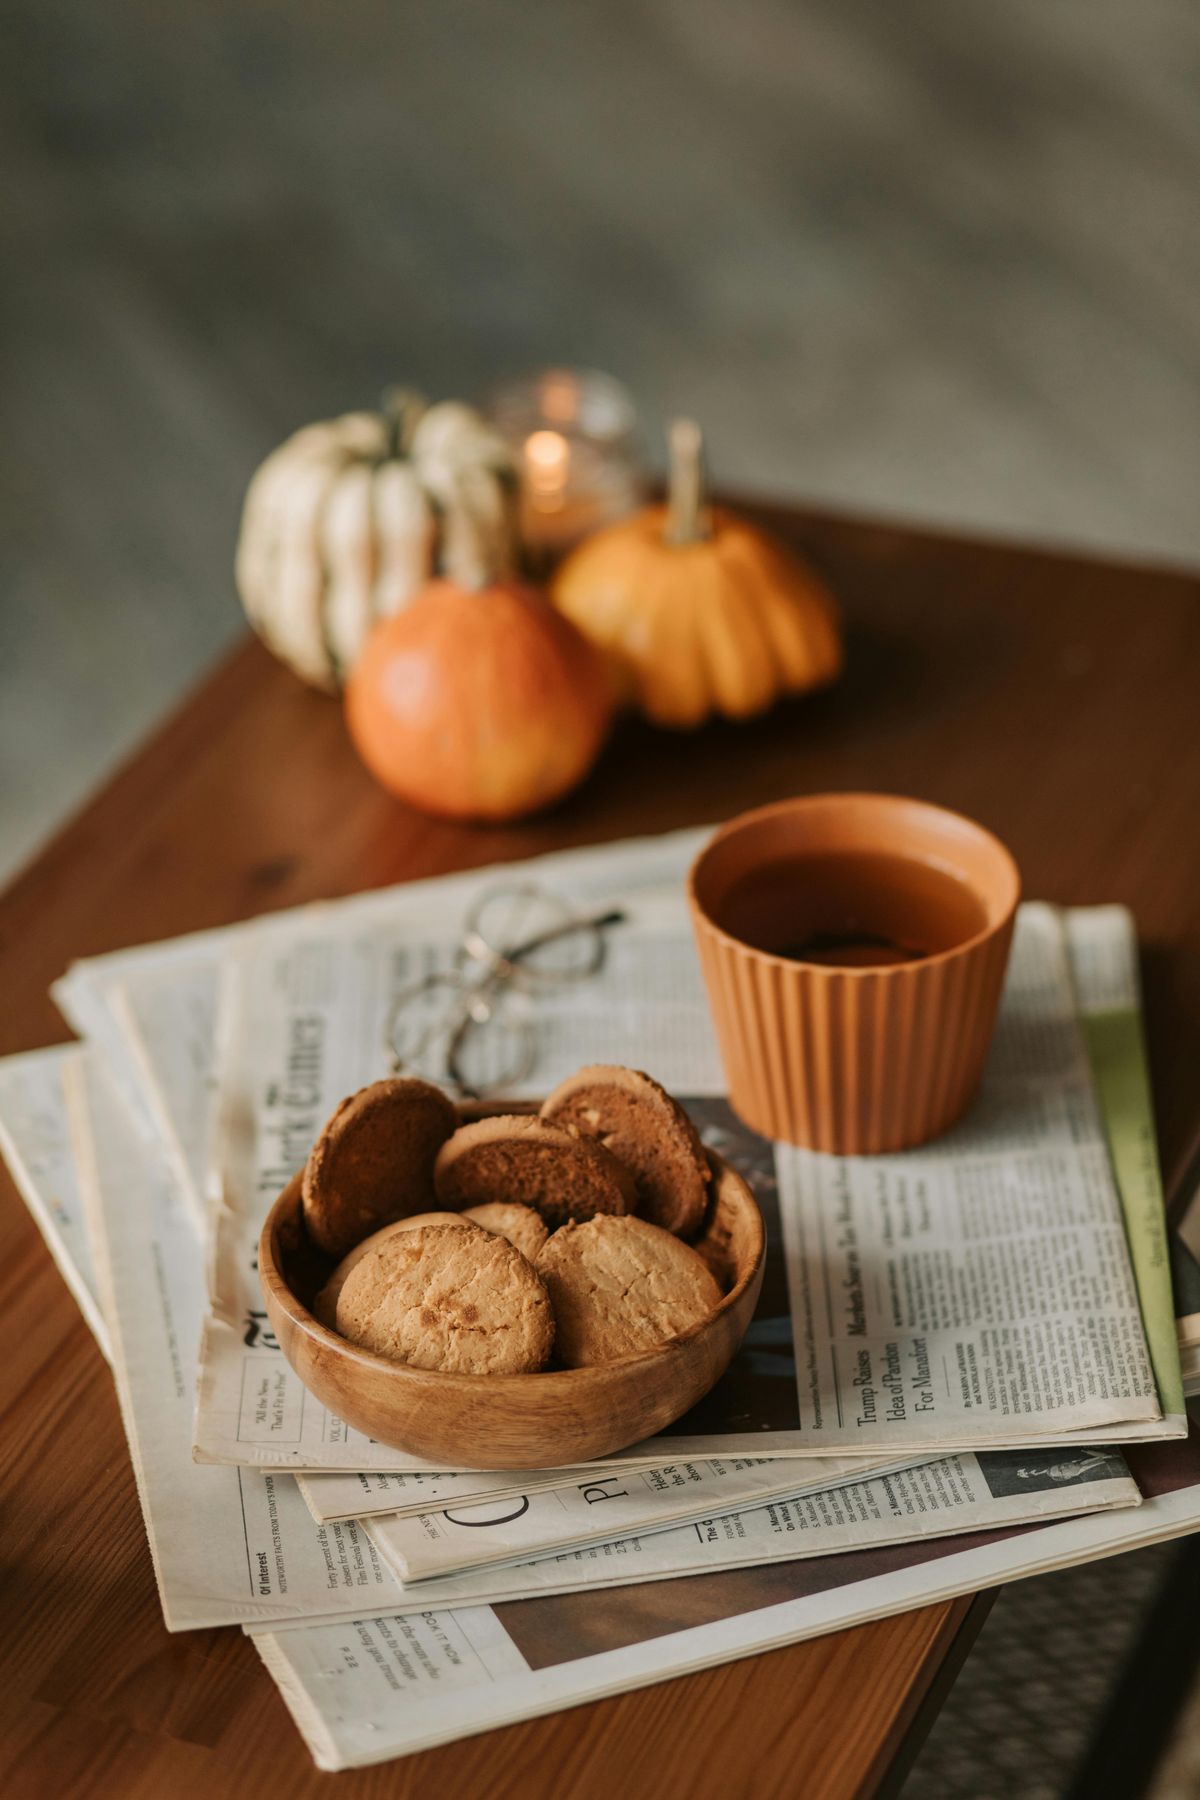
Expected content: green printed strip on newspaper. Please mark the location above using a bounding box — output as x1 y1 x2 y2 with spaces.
1064 906 1184 1419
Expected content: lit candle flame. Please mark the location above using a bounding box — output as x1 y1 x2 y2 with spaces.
525 429 570 509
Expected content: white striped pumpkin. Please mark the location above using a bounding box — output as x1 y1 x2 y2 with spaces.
235 395 520 690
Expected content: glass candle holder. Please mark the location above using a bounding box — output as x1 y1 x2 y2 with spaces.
488 368 643 568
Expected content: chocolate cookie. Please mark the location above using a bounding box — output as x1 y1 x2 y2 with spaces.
434 1115 636 1229
335 1223 554 1374
302 1077 458 1258
312 1211 471 1327
540 1065 710 1237
536 1213 721 1366
462 1201 550 1263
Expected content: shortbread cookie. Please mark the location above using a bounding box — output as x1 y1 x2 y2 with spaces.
313 1212 471 1327
335 1224 554 1375
302 1077 457 1258
536 1214 721 1366
540 1065 710 1237
435 1115 636 1229
462 1201 550 1263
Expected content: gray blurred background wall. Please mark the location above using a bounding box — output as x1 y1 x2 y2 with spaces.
3 0 1199 880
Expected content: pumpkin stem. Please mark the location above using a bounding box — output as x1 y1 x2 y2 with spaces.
380 387 428 460
664 418 712 544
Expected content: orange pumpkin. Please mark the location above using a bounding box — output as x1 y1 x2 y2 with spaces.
553 420 843 729
345 579 612 822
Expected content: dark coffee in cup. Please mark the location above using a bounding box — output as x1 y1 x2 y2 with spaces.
712 848 989 968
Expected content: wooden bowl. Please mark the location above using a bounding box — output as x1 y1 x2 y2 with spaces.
258 1134 765 1469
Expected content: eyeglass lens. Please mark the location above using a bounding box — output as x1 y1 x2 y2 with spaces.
460 882 607 984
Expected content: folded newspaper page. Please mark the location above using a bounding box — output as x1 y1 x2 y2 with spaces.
53 935 232 1242
296 1447 877 1519
296 1452 810 1524
65 1050 409 1630
1065 906 1185 1428
109 956 218 1232
297 1466 632 1526
296 1448 900 1525
253 1419 1200 1771
771 903 1166 1453
197 885 1171 1468
0 1045 110 1361
346 1449 1140 1618
364 1448 1127 1585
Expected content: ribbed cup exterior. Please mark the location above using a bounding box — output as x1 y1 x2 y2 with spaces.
687 795 1020 1154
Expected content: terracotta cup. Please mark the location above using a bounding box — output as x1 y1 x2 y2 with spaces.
688 793 1020 1153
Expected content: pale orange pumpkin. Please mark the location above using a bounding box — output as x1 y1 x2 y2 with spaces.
553 421 843 729
345 579 612 822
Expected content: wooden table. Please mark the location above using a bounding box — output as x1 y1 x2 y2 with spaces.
2 505 1198 1799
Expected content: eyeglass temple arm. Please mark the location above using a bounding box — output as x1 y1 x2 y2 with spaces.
504 907 627 967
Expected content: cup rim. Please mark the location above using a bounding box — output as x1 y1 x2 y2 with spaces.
687 791 1021 979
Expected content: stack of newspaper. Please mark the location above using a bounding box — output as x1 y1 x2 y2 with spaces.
2 826 1198 1772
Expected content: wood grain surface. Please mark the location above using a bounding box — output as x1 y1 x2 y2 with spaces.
1 504 1198 1799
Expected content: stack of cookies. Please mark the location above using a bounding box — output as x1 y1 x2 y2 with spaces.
301 1066 724 1375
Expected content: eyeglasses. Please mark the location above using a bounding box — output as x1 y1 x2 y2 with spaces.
384 881 626 1097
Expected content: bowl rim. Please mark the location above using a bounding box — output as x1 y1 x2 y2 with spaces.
259 1147 766 1396
687 789 1021 979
